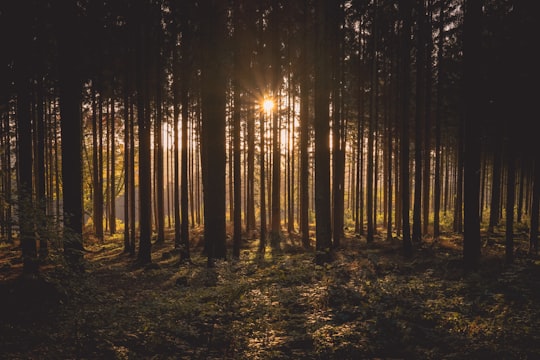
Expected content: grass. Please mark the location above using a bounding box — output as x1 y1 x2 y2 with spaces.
1 228 540 359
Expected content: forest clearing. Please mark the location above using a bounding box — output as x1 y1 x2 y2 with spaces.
2 228 540 359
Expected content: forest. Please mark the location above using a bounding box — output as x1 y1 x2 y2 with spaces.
1 0 539 358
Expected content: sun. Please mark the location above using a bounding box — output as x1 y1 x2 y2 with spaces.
263 98 274 113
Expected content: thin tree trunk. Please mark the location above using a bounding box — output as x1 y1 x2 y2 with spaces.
110 97 117 235
433 0 445 240
412 0 426 244
259 108 267 255
180 20 192 261
36 77 48 258
92 88 104 241
400 0 413 256
299 0 310 249
136 6 152 264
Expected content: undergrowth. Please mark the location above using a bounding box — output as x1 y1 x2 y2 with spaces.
1 230 540 359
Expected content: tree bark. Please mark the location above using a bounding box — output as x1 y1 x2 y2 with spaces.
462 0 483 272
314 0 332 264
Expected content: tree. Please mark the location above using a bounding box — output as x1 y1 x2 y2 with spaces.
366 0 378 244
270 0 282 251
259 105 268 255
15 2 38 274
399 0 413 257
331 0 345 248
180 5 192 262
299 0 311 250
412 0 426 245
530 154 539 255
433 0 445 241
56 0 85 270
314 0 332 264
135 1 153 265
232 0 245 259
91 87 104 242
109 97 117 235
462 0 483 272
200 0 228 265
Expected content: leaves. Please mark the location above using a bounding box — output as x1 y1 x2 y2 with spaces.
2 233 540 359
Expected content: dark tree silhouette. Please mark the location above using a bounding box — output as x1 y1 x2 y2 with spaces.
314 0 332 264
56 0 85 270
462 0 483 272
200 0 227 265
399 0 413 257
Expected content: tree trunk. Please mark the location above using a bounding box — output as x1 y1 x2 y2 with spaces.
530 154 539 254
462 0 483 272
16 39 38 275
488 129 502 233
412 0 426 244
433 0 445 240
314 0 332 264
299 0 310 249
180 14 192 262
91 89 104 241
36 77 48 258
154 63 165 244
366 2 377 244
109 98 116 235
399 0 413 256
200 0 227 265
259 108 268 255
57 1 84 270
136 5 152 265
505 147 515 264
331 0 345 248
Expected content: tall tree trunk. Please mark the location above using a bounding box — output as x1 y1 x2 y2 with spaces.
36 77 48 258
57 1 84 270
136 6 152 265
530 154 539 255
123 86 131 253
259 108 268 255
16 37 38 275
110 97 117 235
399 0 413 256
270 0 281 251
487 132 502 234
232 0 244 259
154 63 165 244
180 15 192 262
314 0 332 264
247 106 256 233
505 146 515 264
412 0 426 244
331 0 345 248
200 0 227 265
462 0 483 272
171 13 181 250
422 0 433 237
91 89 104 241
299 0 310 249
433 0 445 240
129 97 136 255
366 2 377 244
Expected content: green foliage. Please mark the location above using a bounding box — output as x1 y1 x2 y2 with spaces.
1 234 540 359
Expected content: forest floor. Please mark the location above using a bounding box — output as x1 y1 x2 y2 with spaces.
1 228 540 359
